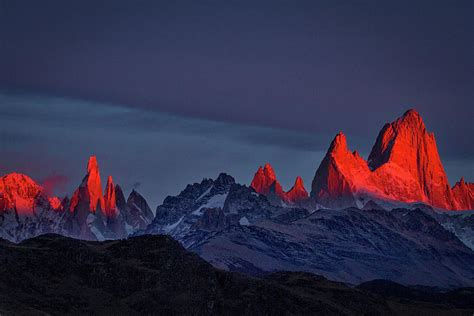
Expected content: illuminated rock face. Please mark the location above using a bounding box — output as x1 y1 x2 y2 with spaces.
251 164 283 196
48 197 62 210
285 176 309 204
452 178 473 210
70 156 106 213
104 176 117 217
311 110 472 210
0 173 43 215
250 164 308 204
0 157 154 242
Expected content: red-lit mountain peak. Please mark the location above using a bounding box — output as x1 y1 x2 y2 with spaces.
452 178 473 210
104 175 117 217
70 155 105 212
285 176 309 203
263 163 277 181
368 109 429 170
368 109 454 209
0 173 43 215
329 132 348 154
311 110 471 210
251 164 308 204
311 132 370 208
251 163 280 195
48 196 62 210
87 155 99 174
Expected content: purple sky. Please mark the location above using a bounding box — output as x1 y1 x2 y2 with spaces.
0 1 472 208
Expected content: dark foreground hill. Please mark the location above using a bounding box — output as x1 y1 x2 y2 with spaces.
0 234 473 315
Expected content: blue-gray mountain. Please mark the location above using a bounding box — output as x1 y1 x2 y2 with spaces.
1 169 474 288
141 173 474 288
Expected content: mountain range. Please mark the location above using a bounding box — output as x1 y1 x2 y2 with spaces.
3 234 474 315
0 109 473 289
250 109 473 210
0 156 153 242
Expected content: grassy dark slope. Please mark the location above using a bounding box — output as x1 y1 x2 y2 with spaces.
0 234 472 315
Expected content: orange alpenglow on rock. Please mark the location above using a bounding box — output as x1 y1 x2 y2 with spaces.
311 109 474 210
285 176 309 203
452 178 473 210
70 156 106 213
0 173 43 216
48 196 62 210
250 163 308 203
104 175 117 217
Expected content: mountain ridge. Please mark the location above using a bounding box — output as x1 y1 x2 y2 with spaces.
310 109 473 210
4 233 473 315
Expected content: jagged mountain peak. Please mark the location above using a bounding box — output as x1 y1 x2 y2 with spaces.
70 155 105 212
104 175 116 217
401 108 422 121
311 109 471 210
0 173 44 215
114 184 126 210
285 176 309 203
251 164 308 204
452 178 473 210
368 109 433 170
0 173 42 198
263 163 276 179
215 173 235 186
294 176 304 187
329 132 348 154
251 163 279 196
87 155 100 174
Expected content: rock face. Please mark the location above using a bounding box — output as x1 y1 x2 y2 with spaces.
141 172 474 288
452 178 474 210
0 157 154 242
123 189 154 232
191 207 474 288
0 173 69 242
0 173 44 216
70 156 105 213
143 173 309 247
66 156 155 240
285 176 309 203
250 163 308 204
311 110 473 210
104 176 117 218
250 164 284 197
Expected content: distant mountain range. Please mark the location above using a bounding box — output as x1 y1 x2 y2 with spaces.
249 109 473 210
0 109 473 288
0 157 153 242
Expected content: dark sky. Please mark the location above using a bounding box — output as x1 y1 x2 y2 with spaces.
0 0 472 208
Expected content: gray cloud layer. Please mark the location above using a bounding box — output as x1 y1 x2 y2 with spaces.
0 92 328 207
